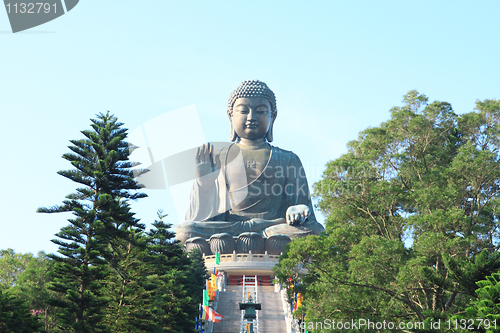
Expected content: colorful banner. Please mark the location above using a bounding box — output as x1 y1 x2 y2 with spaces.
211 274 217 290
203 289 209 306
202 305 224 322
206 280 215 300
201 304 209 320
296 293 303 310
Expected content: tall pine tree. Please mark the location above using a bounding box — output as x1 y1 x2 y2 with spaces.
101 203 151 332
145 211 206 333
37 112 147 333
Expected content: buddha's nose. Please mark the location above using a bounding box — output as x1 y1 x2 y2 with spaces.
247 109 257 120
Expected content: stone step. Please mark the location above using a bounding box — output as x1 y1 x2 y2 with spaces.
258 286 287 333
213 286 243 333
212 286 287 333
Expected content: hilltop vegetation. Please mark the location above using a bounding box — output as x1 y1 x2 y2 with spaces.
276 92 500 333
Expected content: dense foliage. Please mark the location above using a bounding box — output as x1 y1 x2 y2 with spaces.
144 213 206 332
459 272 500 333
0 286 45 333
276 92 500 332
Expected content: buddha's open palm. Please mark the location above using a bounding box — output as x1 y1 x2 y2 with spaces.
286 204 310 226
195 143 217 186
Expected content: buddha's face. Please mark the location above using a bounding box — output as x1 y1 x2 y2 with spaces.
231 97 272 142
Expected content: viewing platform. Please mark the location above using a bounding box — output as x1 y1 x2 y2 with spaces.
203 251 281 277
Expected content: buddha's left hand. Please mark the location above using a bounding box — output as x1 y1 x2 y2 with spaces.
286 204 309 226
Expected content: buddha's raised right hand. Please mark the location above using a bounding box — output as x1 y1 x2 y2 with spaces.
195 143 218 187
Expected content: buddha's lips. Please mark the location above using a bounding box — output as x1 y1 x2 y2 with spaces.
246 124 258 128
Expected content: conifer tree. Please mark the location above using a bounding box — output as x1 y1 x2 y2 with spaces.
101 204 151 332
37 112 147 333
184 248 206 316
462 272 500 331
0 287 45 333
182 248 207 333
145 211 206 333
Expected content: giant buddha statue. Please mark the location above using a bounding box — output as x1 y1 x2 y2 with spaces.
175 80 324 255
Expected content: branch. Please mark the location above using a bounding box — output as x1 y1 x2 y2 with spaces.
444 291 457 310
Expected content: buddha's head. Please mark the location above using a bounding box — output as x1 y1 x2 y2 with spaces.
227 80 277 143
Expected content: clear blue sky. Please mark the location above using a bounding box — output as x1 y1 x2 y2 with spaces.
1 0 498 254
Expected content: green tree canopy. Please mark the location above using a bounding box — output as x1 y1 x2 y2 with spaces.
0 249 34 289
276 92 500 332
11 251 63 332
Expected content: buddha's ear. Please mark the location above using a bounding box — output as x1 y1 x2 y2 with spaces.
229 117 238 142
266 118 275 142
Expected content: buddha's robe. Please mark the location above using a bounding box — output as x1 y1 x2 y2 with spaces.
175 144 324 243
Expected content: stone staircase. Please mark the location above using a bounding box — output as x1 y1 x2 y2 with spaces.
212 286 243 333
212 285 287 333
257 286 287 333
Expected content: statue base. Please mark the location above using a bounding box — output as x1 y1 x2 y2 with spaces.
203 251 281 282
186 232 290 283
186 232 291 256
